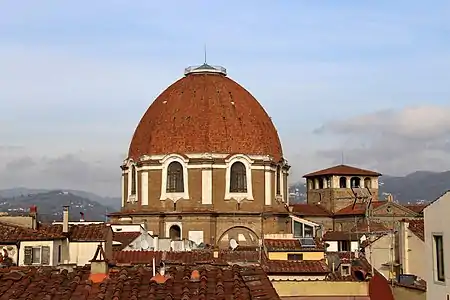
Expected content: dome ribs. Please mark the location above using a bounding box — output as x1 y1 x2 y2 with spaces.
128 72 283 161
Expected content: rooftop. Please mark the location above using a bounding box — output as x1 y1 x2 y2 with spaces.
0 264 281 300
43 223 111 242
303 164 381 178
0 222 65 243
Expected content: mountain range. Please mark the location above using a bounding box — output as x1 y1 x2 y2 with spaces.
0 189 120 223
289 170 450 204
1 169 449 221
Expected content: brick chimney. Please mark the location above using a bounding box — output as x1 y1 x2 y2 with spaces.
63 206 69 233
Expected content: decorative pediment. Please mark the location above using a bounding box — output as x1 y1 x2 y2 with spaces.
372 202 418 217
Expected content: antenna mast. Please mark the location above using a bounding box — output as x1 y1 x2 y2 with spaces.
204 44 207 64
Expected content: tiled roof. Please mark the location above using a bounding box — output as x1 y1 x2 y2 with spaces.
113 250 264 265
0 222 65 243
128 72 283 162
114 250 215 265
264 238 325 251
45 223 110 242
291 203 332 216
303 164 381 178
264 259 329 274
408 219 424 241
335 201 387 215
404 204 426 213
0 264 281 300
113 232 142 251
323 231 360 241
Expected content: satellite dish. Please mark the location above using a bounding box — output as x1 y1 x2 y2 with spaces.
141 240 149 250
229 238 239 250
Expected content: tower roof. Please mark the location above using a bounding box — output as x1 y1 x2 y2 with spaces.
303 164 381 178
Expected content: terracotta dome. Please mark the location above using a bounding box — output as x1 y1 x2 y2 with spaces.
128 64 283 161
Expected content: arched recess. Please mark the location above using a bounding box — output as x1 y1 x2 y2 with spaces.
216 226 259 249
160 154 189 201
339 177 347 188
169 225 181 240
350 177 361 188
224 154 254 201
364 177 371 188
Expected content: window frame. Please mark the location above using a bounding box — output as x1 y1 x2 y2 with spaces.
31 246 42 265
166 161 185 193
433 234 445 283
287 253 303 261
230 161 248 193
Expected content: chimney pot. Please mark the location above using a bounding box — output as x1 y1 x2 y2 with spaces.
63 206 69 233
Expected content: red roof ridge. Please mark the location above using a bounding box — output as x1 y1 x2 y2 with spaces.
303 164 381 178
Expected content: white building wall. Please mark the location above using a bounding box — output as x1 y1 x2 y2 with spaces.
425 191 450 300
19 240 58 266
68 241 105 266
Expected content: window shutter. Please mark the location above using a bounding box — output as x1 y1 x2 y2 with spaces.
41 246 50 265
24 246 32 265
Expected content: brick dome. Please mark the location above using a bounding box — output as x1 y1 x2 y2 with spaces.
128 64 283 161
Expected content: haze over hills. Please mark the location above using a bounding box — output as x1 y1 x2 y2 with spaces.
1 169 449 219
0 188 121 210
289 170 450 204
0 190 115 223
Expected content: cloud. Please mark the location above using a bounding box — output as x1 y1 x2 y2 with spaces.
0 153 121 197
314 105 450 175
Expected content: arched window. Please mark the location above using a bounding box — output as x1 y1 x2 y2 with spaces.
230 162 247 193
166 162 184 193
350 177 361 188
131 165 137 195
364 177 371 189
276 165 281 195
339 177 347 188
169 225 181 240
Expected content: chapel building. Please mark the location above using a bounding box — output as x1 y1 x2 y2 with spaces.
109 63 291 248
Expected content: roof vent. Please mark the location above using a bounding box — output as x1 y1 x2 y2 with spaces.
184 63 227 76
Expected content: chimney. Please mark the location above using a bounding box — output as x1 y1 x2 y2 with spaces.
63 206 69 233
89 244 109 283
29 205 38 230
153 234 159 251
386 193 393 202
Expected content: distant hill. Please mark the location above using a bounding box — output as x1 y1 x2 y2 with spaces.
0 188 121 210
0 190 114 223
289 170 450 204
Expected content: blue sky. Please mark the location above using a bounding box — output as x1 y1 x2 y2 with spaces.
1 1 450 196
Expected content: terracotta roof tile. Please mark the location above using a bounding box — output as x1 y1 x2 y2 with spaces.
334 201 386 215
113 232 142 251
128 72 284 162
291 203 332 216
113 250 215 265
404 204 426 213
265 238 325 251
407 219 424 241
0 264 281 299
303 164 381 178
323 231 361 241
0 222 65 243
264 259 330 274
45 223 110 242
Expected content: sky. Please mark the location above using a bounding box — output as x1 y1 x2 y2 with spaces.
1 1 450 196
